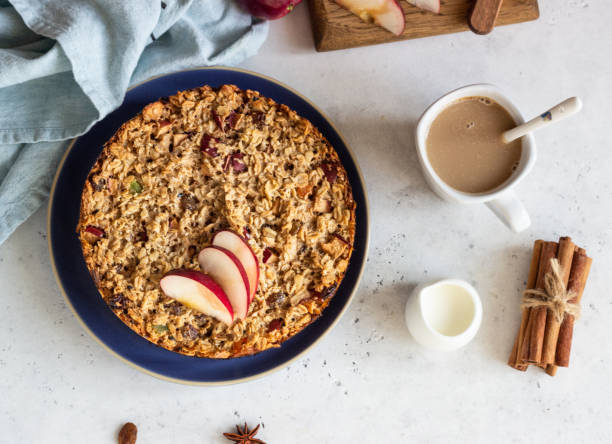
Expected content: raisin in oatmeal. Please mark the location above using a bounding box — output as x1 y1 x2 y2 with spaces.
77 84 356 358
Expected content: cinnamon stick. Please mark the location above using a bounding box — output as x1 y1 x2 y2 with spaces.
521 241 558 364
541 237 575 365
508 240 543 370
555 249 592 367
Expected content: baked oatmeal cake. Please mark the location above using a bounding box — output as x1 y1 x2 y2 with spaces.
77 84 356 358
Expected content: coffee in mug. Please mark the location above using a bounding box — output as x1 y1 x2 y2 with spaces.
426 97 522 194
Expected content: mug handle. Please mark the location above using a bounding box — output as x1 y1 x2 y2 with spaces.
485 191 531 232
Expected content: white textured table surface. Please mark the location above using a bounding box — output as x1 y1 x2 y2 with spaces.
2 3 612 443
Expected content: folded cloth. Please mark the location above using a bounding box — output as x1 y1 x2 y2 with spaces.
0 0 267 244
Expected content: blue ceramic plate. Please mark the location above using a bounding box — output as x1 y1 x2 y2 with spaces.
48 67 369 385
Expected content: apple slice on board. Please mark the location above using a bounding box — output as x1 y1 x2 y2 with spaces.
334 0 405 36
160 269 234 325
198 246 251 319
407 0 440 14
212 230 259 304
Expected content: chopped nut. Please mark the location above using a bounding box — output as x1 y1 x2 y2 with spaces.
314 197 331 213
155 120 172 137
321 236 347 259
173 133 188 146
296 184 313 198
142 101 164 121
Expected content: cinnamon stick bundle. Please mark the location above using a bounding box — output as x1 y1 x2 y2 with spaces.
508 237 592 375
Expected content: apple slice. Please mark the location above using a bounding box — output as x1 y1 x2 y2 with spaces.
212 230 259 303
160 269 233 325
407 0 440 14
198 246 251 319
335 0 405 36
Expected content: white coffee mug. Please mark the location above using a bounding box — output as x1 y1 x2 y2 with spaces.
415 84 536 232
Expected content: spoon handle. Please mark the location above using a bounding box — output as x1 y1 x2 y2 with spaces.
502 97 583 143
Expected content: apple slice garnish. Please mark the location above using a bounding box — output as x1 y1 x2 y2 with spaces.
212 230 260 304
198 246 251 319
335 0 405 36
159 269 234 325
407 0 440 14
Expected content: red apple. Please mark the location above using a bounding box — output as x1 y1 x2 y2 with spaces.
212 230 260 304
198 246 251 319
160 269 233 325
240 0 302 20
334 0 405 36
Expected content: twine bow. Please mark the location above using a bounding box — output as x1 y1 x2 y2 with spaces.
521 258 581 322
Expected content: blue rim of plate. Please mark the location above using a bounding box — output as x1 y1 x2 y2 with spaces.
48 67 370 385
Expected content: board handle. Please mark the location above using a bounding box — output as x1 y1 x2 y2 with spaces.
469 0 504 35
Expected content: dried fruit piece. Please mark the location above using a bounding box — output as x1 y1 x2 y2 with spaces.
266 292 286 306
180 194 198 211
201 134 219 157
252 111 266 127
108 293 127 309
267 318 283 332
91 177 106 191
136 229 148 243
262 248 275 264
118 422 137 444
223 152 247 172
85 225 105 237
227 111 240 129
212 110 225 132
129 181 142 194
320 162 338 183
182 324 199 340
232 158 247 172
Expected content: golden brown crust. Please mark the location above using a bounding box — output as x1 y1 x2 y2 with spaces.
77 84 355 358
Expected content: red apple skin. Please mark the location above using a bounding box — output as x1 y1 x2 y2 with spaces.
160 269 234 325
240 0 303 20
212 230 260 304
198 246 251 319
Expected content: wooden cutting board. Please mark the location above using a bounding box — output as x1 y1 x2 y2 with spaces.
308 0 539 51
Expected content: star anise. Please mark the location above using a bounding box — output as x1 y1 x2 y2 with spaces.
223 423 266 444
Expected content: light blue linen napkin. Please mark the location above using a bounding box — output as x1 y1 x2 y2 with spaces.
0 0 268 244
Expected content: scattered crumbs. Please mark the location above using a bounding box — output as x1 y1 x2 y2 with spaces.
536 381 541 389
322 360 327 366
469 243 474 249
366 351 370 357
234 410 239 418
335 380 342 387
354 318 359 324
423 269 428 275
359 298 364 304
328 372 331 378
344 391 349 395
400 275 404 281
